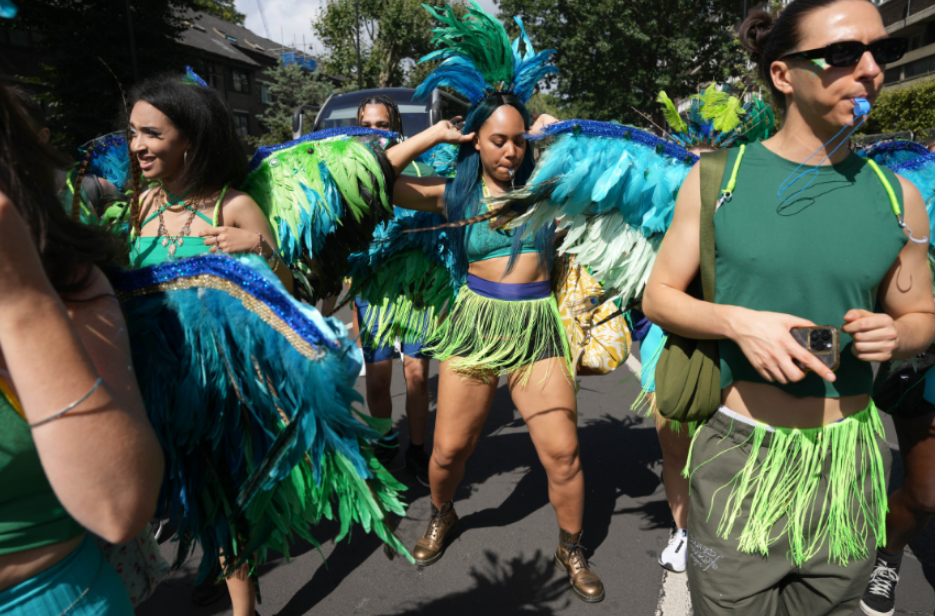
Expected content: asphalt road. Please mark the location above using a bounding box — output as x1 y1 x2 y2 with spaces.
138 330 935 616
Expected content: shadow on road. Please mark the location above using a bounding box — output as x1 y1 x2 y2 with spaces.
372 550 573 616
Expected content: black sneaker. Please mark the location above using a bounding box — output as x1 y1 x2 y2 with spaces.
860 553 901 616
405 446 430 487
374 433 399 467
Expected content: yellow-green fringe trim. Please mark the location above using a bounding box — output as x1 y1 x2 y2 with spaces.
685 404 887 567
424 285 573 386
360 295 437 351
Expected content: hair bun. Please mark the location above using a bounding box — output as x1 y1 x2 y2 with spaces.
738 10 774 62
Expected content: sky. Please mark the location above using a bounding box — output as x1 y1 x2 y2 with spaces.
235 0 500 56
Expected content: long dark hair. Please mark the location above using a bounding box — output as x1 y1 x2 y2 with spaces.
445 93 553 281
739 0 874 114
356 94 404 137
0 83 124 295
128 75 246 196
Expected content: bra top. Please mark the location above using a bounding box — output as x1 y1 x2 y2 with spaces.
129 186 225 269
464 182 538 263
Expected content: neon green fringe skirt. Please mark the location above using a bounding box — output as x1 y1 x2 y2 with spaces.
423 282 573 384
686 403 889 566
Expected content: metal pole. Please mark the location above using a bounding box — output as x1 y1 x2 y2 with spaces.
355 0 362 89
124 0 139 82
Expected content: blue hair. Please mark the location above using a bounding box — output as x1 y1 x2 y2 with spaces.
443 93 555 283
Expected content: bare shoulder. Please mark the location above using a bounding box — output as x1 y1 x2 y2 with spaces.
895 173 929 228
220 189 263 218
63 267 121 321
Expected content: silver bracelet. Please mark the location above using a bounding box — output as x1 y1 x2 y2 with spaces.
29 377 104 428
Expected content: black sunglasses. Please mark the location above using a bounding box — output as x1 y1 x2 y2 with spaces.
780 38 908 68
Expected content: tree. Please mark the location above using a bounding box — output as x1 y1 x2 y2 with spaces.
4 0 200 151
863 79 935 137
252 62 340 146
497 0 746 124
313 0 464 89
194 0 245 25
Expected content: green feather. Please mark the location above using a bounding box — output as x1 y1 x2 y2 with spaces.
656 91 687 134
421 1 514 87
706 96 745 133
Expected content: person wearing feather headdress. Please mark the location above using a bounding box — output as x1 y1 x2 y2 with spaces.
0 82 164 615
642 2 934 614
112 70 410 616
378 1 604 603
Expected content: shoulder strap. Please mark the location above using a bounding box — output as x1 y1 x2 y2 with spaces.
212 184 230 227
699 149 730 303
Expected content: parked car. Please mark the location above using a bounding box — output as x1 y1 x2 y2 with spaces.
293 87 469 140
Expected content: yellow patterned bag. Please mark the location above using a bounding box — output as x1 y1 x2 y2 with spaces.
556 257 631 375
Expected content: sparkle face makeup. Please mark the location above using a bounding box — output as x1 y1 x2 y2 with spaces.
128 101 190 187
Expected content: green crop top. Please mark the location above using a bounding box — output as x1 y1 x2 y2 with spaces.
129 187 224 269
0 381 84 554
715 141 908 397
465 182 538 263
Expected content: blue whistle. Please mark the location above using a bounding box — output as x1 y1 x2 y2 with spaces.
853 98 871 116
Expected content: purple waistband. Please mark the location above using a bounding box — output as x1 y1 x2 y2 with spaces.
466 274 551 301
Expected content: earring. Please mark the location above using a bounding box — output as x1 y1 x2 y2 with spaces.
184 150 190 165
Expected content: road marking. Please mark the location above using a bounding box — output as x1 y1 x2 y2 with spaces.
625 353 642 375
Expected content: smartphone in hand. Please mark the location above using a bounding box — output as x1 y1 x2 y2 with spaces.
791 326 841 372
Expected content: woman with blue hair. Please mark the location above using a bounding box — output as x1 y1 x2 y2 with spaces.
382 2 604 603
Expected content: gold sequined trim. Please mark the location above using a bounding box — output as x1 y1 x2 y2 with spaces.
118 274 326 361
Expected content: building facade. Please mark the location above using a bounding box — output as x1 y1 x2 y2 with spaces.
0 11 327 139
878 0 935 89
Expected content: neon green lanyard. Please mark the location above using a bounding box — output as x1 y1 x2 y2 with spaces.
722 145 928 244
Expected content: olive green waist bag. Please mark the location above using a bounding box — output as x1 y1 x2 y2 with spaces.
653 149 728 423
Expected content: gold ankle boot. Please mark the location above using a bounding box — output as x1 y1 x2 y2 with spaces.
413 501 458 567
555 529 604 603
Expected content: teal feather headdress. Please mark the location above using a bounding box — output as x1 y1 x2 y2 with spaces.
658 85 775 150
414 1 558 106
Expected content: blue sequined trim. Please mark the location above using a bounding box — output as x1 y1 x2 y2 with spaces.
861 140 929 157
247 127 399 172
892 152 935 173
110 255 339 350
529 120 698 164
86 133 128 162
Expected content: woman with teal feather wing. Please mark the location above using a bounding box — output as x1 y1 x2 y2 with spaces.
111 71 411 615
378 1 605 603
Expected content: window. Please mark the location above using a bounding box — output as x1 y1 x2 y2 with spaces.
260 83 272 104
230 69 250 94
199 61 220 89
233 113 250 137
884 66 902 84
903 55 933 79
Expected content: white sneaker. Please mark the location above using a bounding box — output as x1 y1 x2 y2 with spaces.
659 528 687 573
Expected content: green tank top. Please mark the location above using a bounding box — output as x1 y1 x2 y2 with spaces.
128 188 223 269
0 384 84 554
715 141 908 397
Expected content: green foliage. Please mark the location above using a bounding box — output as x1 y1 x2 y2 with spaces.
863 79 935 136
252 62 341 147
526 92 567 119
4 0 200 151
312 0 466 89
194 0 245 25
498 0 746 125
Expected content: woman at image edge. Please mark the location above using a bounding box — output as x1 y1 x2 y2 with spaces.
0 85 164 614
643 1 935 614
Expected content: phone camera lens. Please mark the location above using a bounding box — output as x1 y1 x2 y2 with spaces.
820 330 831 342
810 331 821 344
